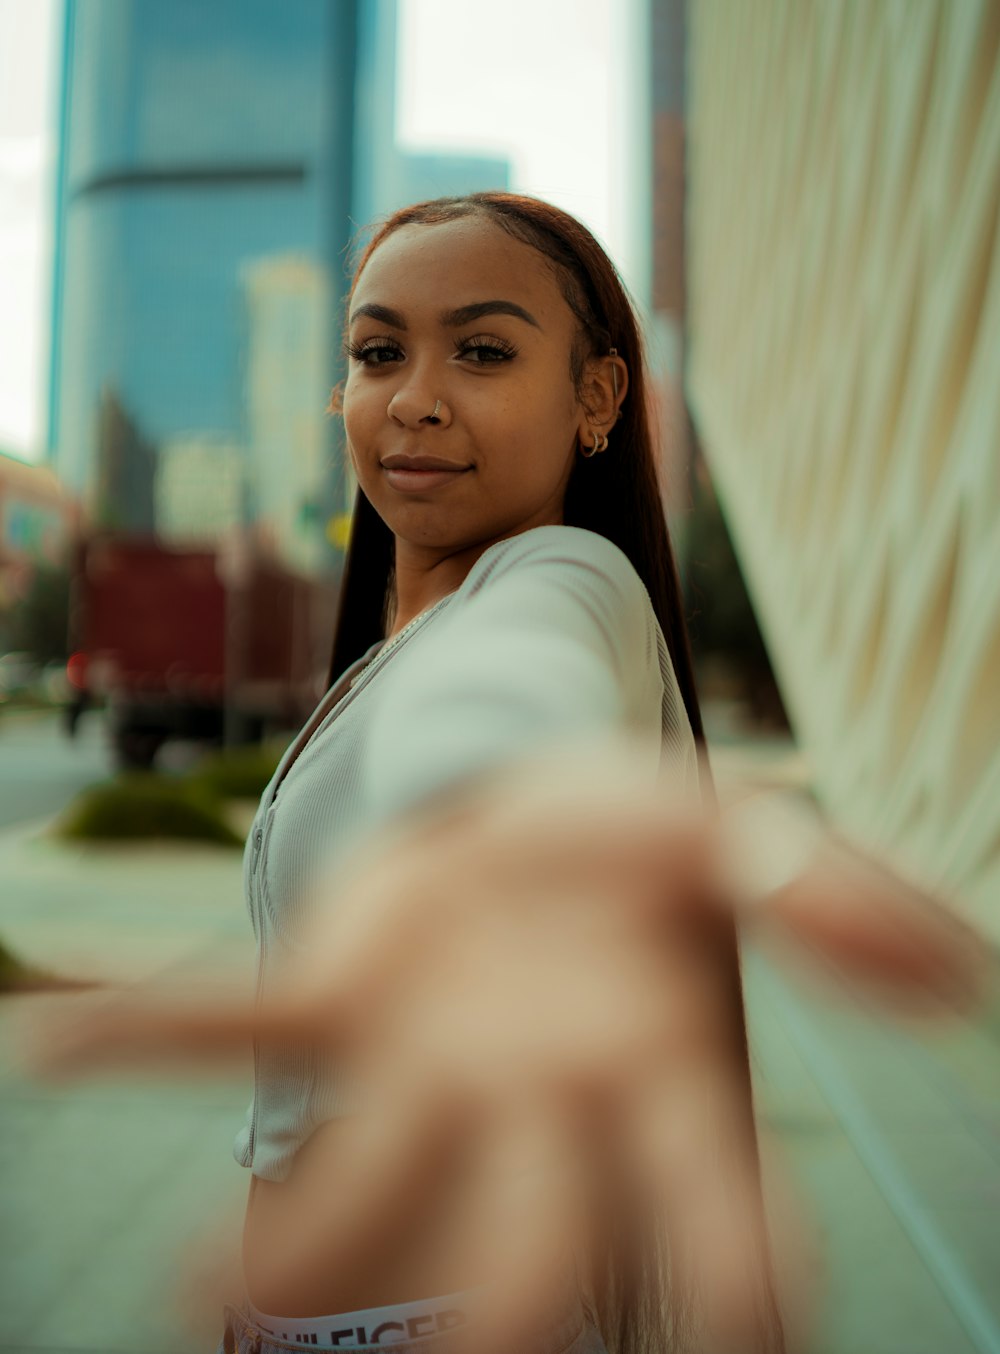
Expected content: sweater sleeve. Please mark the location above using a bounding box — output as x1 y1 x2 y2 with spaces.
363 526 669 825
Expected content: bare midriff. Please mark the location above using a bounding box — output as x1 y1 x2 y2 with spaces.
241 1116 535 1318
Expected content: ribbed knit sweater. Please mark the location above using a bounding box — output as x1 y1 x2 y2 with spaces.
235 524 698 1181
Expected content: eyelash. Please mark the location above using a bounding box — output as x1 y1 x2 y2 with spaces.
345 337 401 366
345 335 518 366
456 335 518 363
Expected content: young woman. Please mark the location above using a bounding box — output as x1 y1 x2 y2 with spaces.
208 191 772 1354
203 193 977 1354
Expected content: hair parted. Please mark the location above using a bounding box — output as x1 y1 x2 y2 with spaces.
326 192 784 1354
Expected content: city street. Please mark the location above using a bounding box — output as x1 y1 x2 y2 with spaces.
0 746 253 1354
0 709 111 831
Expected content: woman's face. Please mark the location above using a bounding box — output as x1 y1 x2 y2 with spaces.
342 217 594 557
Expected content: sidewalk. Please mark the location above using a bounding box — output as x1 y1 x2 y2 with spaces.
710 726 1000 1354
1 780 998 1354
0 818 253 1354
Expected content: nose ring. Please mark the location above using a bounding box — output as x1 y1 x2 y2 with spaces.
429 398 442 422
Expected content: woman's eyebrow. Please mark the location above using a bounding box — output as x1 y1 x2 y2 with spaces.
348 300 542 330
349 302 407 328
440 300 541 329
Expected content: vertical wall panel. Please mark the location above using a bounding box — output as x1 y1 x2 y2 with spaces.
687 0 1000 930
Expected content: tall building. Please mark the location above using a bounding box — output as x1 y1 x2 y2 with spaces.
682 1 1000 929
48 0 510 563
242 254 330 573
155 434 245 545
48 0 359 558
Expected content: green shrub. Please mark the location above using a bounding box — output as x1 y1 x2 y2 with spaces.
0 937 52 993
56 774 243 847
187 742 285 801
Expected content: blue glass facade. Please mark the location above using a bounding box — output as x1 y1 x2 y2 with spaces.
50 0 358 558
48 0 510 561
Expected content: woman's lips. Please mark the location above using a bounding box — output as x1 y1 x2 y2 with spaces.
381 463 472 492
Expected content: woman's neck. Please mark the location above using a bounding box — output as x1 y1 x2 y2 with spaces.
388 540 489 638
389 511 563 638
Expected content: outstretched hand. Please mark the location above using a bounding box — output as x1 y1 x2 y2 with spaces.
35 742 988 1352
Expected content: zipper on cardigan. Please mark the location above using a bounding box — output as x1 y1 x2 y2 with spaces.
245 819 267 1163
245 940 265 1163
242 602 450 1168
348 594 454 690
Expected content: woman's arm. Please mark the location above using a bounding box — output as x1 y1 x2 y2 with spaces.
364 526 688 826
36 743 988 1349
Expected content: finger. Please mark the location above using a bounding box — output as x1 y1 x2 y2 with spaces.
717 792 989 1010
622 1062 770 1352
284 829 455 1032
771 858 988 1009
248 1077 492 1311
27 980 325 1080
454 1095 599 1354
24 985 258 1080
465 747 710 907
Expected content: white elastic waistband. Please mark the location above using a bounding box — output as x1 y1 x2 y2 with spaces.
247 1291 474 1348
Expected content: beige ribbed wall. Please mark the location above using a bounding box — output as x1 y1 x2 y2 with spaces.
685 1 1000 929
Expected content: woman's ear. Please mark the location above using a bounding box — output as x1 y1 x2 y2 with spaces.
576 352 629 441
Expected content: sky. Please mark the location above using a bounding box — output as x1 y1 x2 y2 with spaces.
0 0 645 463
0 0 61 460
395 0 647 294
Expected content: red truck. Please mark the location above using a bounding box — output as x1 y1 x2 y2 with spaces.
70 536 338 768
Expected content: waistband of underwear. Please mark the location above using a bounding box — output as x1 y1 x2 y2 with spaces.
247 1290 477 1348
242 1269 589 1351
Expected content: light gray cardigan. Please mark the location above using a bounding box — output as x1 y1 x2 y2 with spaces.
235 525 698 1181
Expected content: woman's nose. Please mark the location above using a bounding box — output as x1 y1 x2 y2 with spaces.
386 385 450 429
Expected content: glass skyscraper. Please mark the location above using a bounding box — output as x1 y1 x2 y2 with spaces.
48 0 509 571
49 0 359 569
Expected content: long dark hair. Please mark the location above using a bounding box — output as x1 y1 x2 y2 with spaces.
328 192 782 1354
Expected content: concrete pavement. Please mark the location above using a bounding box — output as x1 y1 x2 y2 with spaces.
0 709 112 831
0 776 998 1354
0 815 253 1354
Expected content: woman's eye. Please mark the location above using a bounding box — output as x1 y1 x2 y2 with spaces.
347 338 404 366
456 336 517 364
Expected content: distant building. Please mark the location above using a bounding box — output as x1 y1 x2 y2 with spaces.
393 151 510 215
351 0 509 234
48 0 510 559
49 0 359 552
242 255 330 572
684 1 1000 929
0 451 72 609
155 435 245 545
92 389 156 533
